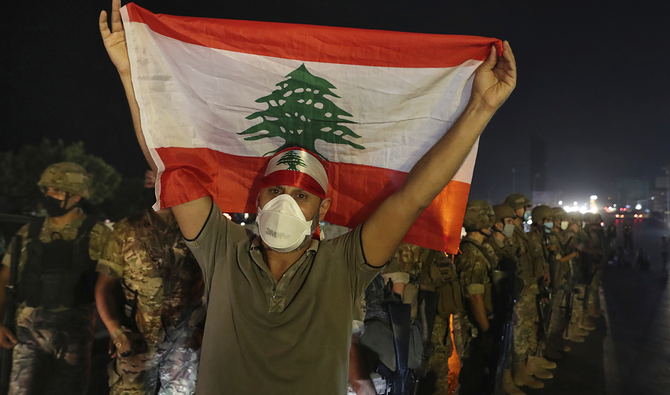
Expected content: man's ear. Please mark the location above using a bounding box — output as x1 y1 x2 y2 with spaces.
319 198 332 221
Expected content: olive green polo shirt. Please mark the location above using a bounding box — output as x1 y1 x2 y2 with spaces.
185 203 381 395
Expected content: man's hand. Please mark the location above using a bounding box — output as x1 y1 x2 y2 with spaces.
470 41 517 113
0 323 17 349
100 0 130 75
112 331 147 357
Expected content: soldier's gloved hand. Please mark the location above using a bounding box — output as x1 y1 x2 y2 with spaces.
0 324 18 349
112 329 147 357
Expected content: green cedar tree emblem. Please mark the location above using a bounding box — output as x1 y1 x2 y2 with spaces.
239 64 364 160
276 150 307 171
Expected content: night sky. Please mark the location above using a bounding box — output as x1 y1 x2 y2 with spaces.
3 0 669 206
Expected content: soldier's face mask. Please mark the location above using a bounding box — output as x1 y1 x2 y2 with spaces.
543 221 554 233
561 220 569 230
257 194 317 253
502 223 515 238
42 194 78 218
523 210 531 221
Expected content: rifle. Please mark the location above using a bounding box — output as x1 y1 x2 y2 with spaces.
536 283 553 355
1 236 22 395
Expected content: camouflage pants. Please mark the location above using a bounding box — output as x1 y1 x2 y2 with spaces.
587 272 601 313
453 314 491 395
513 284 538 365
9 305 96 395
425 315 453 395
108 320 201 395
547 289 567 344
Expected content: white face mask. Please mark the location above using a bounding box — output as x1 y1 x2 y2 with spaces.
502 223 515 238
561 220 569 230
257 194 315 253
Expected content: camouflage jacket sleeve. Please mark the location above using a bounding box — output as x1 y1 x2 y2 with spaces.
527 230 550 274
1 224 30 269
97 220 129 279
455 243 490 297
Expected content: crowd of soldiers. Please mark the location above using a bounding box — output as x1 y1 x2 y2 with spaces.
350 194 610 395
0 163 205 395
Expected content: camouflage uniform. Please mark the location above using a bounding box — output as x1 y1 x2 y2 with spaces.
98 209 205 395
2 211 111 395
453 236 495 395
526 226 551 355
560 227 586 329
509 224 543 364
385 243 458 395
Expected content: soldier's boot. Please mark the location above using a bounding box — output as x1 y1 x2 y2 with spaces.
536 356 557 369
503 369 527 395
513 362 544 389
581 316 597 330
527 356 554 379
563 329 585 343
569 322 589 337
579 321 596 331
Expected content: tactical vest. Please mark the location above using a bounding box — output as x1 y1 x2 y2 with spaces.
459 239 494 315
514 227 542 283
20 216 98 310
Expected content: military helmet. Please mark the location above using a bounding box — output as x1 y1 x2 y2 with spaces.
37 162 91 198
566 211 581 224
493 204 515 224
582 212 596 224
531 205 553 224
463 200 495 232
503 193 531 211
552 207 567 223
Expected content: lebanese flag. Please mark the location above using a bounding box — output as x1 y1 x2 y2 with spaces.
121 3 500 253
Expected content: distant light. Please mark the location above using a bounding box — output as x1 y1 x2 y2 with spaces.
635 204 642 210
590 195 598 200
558 200 563 206
613 204 617 207
240 222 246 226
223 213 232 220
646 209 650 213
626 205 631 209
651 197 656 200
527 219 533 225
590 206 597 213
579 206 587 214
600 222 605 227
244 213 249 219
574 201 578 206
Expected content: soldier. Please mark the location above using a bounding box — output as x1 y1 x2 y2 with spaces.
559 212 592 342
502 194 549 389
383 242 461 395
95 170 206 395
484 204 525 395
0 162 112 395
544 207 579 358
524 205 558 373
453 200 497 395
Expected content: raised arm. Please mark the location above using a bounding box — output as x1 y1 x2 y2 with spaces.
100 0 211 239
362 42 517 266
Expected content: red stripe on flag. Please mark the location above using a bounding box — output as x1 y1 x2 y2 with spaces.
125 3 502 68
156 147 469 253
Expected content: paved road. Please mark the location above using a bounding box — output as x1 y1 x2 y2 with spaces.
602 216 670 395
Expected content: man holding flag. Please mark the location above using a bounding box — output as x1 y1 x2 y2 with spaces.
100 0 516 393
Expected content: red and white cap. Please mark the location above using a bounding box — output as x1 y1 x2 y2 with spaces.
260 148 329 199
